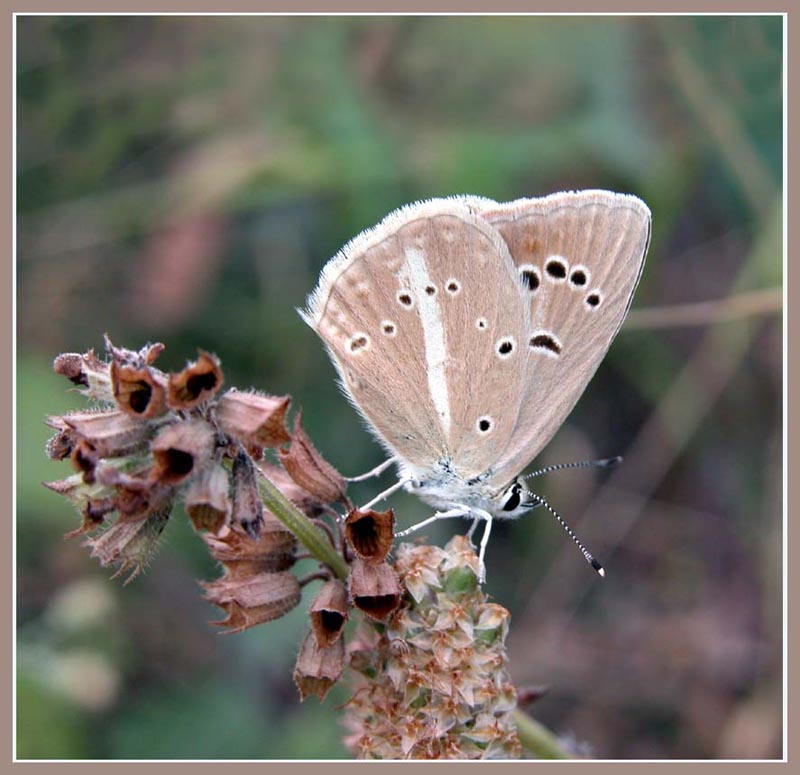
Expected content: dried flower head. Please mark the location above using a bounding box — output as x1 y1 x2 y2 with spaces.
344 536 522 759
203 521 296 577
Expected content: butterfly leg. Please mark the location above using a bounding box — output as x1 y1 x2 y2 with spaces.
465 516 481 545
346 456 397 483
360 477 411 512
394 508 470 538
472 509 493 584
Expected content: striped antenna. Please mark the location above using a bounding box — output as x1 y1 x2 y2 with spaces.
523 456 622 481
525 493 605 577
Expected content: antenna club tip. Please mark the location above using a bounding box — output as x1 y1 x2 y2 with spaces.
590 558 605 577
602 456 623 467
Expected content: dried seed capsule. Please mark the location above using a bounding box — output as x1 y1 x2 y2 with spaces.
309 579 349 648
279 411 347 505
167 350 224 410
110 361 168 419
293 629 345 701
215 390 292 448
348 558 402 622
203 571 302 633
150 419 215 486
345 508 395 564
203 522 296 577
184 463 231 533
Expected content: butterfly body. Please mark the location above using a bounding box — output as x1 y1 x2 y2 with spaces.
302 190 650 578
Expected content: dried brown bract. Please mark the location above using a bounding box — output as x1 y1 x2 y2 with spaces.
345 508 395 564
294 629 345 701
257 462 328 518
61 409 152 458
348 558 402 622
168 350 224 410
53 349 113 402
215 389 292 450
203 571 302 634
203 521 296 576
309 579 350 648
279 411 348 506
86 503 172 584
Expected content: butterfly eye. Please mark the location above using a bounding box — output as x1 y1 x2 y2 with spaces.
501 484 522 512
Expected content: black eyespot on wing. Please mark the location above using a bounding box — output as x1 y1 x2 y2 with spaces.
425 285 437 296
586 293 601 308
398 292 413 307
529 333 562 355
545 259 567 279
570 269 587 286
520 268 540 291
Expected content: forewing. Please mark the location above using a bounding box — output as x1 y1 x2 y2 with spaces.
303 198 527 479
477 190 651 486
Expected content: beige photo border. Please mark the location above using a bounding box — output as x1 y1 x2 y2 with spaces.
5 1 793 772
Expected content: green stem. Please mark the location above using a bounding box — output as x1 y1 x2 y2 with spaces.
512 709 572 760
256 467 350 581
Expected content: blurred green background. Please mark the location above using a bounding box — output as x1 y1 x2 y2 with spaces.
16 15 783 759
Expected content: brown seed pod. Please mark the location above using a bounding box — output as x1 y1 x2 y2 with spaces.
278 411 348 505
150 419 215 486
293 629 345 701
167 350 224 410
348 558 402 622
309 579 350 648
215 389 292 448
344 508 395 564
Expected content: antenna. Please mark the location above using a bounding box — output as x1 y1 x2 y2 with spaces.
525 493 605 577
523 455 622 481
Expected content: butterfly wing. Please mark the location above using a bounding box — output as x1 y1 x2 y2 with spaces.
476 190 651 488
302 197 529 480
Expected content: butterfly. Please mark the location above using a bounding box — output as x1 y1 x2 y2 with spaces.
302 191 651 581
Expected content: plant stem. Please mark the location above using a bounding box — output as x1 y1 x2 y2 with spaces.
512 710 573 760
256 467 350 581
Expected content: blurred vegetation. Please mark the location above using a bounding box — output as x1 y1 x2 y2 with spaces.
16 15 782 759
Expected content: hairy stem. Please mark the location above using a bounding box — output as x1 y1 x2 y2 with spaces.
255 466 350 581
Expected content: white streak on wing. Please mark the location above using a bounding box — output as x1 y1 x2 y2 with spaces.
401 247 451 437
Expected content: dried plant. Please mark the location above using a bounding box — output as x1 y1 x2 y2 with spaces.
43 337 574 760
